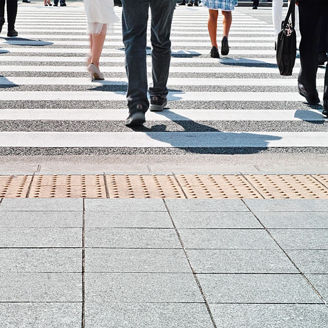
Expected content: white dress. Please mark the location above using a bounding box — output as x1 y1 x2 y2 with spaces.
84 0 119 34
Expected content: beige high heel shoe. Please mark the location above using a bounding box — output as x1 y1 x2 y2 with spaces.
87 63 104 81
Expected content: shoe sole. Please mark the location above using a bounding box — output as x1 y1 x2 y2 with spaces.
150 100 167 112
125 113 146 127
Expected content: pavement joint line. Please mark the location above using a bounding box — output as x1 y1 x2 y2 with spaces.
241 199 328 306
240 172 265 199
163 199 218 328
81 199 86 328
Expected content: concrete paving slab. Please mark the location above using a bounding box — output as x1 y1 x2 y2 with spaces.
287 250 328 274
85 249 190 273
0 198 83 212
0 228 81 248
0 249 81 272
85 303 213 328
0 303 82 328
86 273 202 303
255 212 328 229
85 199 166 212
85 211 172 228
0 273 81 302
210 304 328 328
85 228 180 249
179 229 277 249
270 229 328 250
165 199 248 212
307 275 328 301
197 274 322 304
0 212 82 228
187 249 297 273
170 211 261 228
245 200 328 212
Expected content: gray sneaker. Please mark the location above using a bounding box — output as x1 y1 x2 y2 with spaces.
125 111 146 127
150 96 167 112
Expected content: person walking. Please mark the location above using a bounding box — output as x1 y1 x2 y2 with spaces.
54 0 66 6
203 0 237 58
121 0 177 127
44 0 53 6
0 0 18 37
297 0 328 117
84 0 118 81
253 0 259 9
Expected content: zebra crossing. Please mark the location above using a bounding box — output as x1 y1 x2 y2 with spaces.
0 2 327 155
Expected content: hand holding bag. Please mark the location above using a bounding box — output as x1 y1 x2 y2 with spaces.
276 0 297 76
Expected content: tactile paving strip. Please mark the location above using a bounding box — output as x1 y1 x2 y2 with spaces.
0 174 328 199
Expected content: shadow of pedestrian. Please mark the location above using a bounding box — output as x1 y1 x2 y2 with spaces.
132 109 282 154
1 38 53 46
219 57 278 68
0 76 18 89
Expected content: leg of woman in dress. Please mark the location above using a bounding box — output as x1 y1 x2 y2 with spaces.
221 10 232 55
272 0 283 36
208 9 220 58
88 24 107 80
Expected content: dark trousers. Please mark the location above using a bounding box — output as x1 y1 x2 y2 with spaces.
298 0 328 94
319 12 328 53
121 0 176 113
253 0 259 7
0 0 18 29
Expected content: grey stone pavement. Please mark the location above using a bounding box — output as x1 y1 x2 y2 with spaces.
0 198 328 327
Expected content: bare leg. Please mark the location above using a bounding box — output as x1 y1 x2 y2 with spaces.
208 9 218 48
87 34 92 65
222 11 232 38
90 24 107 68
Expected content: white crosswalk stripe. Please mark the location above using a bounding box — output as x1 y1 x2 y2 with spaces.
0 3 326 155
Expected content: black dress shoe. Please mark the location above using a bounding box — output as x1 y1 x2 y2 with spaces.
22 0 31 3
210 46 220 58
7 29 18 37
318 52 328 66
253 6 258 9
298 82 320 105
323 104 328 117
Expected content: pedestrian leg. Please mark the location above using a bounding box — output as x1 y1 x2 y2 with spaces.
0 0 5 33
121 0 149 113
7 0 18 36
298 1 321 101
149 0 176 103
208 9 218 48
272 0 283 36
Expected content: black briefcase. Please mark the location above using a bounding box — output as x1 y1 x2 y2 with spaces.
276 0 297 76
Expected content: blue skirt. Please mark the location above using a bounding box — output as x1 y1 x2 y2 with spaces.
203 0 238 11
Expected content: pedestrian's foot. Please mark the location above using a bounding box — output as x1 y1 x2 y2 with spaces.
210 46 220 58
22 0 31 3
60 2 67 6
87 64 104 81
318 52 328 66
126 107 146 127
252 6 258 9
7 29 18 37
323 99 328 117
298 82 320 105
150 95 167 112
221 36 229 56
187 2 193 6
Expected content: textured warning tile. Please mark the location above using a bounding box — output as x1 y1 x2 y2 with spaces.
312 175 328 189
105 175 185 199
0 175 32 198
245 175 328 200
1 175 328 199
29 175 106 198
176 174 262 199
